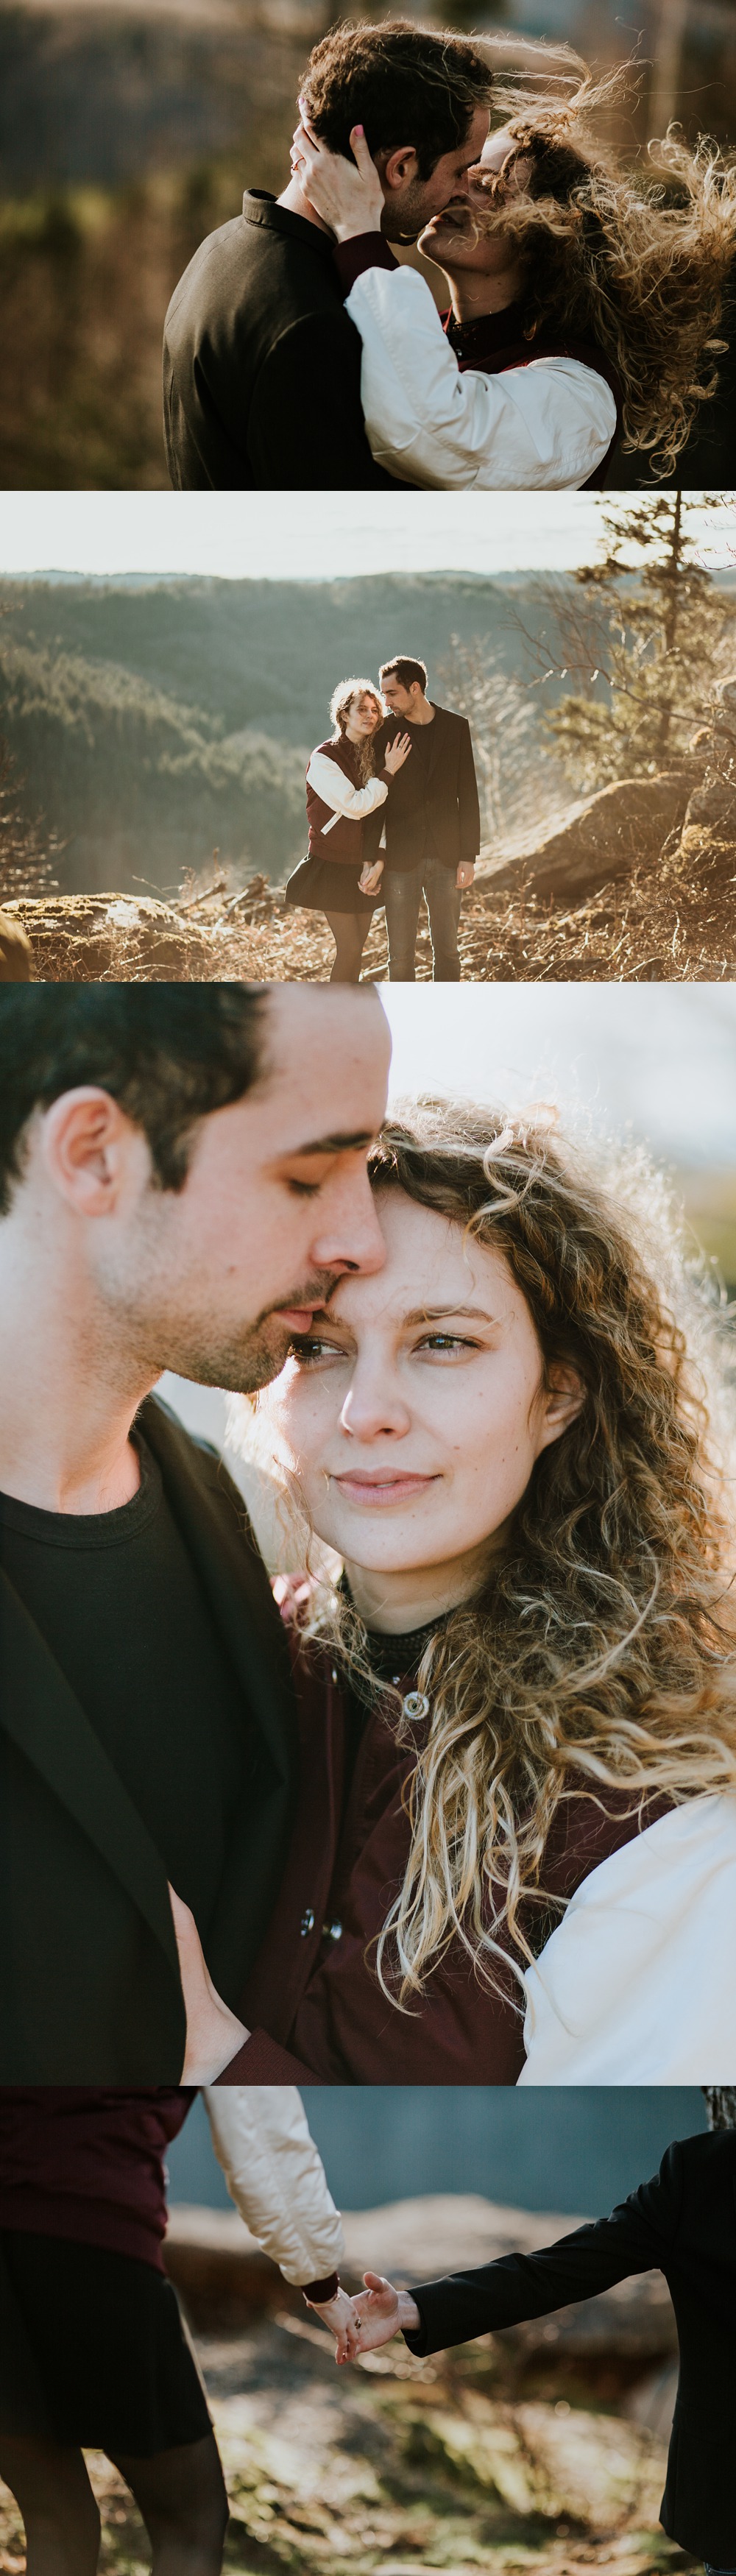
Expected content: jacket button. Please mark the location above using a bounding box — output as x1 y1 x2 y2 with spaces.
300 1907 315 1936
323 1920 342 1942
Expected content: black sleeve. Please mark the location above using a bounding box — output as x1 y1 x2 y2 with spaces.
247 311 400 489
457 717 481 862
403 2145 684 2357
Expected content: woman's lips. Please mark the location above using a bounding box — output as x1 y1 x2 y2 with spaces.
333 1471 437 1508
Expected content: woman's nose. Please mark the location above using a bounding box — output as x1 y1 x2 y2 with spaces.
339 1362 411 1443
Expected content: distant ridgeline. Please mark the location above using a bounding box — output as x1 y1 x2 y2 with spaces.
0 571 550 895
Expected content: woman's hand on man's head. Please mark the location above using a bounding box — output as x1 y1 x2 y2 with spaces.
290 116 385 241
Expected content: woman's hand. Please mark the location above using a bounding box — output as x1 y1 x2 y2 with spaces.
456 860 475 889
305 2285 364 2362
383 732 413 776
358 858 384 894
291 116 384 243
169 1883 249 2082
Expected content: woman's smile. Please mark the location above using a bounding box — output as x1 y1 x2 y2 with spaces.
332 1468 440 1508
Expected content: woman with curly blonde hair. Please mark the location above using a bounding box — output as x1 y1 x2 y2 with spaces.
286 675 411 983
290 56 736 488
171 1098 736 2085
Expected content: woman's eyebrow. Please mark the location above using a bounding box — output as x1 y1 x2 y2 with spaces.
404 1303 498 1326
319 1301 500 1326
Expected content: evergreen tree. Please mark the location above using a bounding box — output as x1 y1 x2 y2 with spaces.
539 495 736 791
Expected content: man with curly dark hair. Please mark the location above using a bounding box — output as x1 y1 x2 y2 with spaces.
163 19 490 490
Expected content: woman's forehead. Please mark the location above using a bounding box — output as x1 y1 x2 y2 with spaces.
326 1191 519 1319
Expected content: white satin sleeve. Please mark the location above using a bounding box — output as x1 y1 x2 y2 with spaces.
344 265 617 491
306 750 389 818
202 2084 344 2287
517 1794 736 2084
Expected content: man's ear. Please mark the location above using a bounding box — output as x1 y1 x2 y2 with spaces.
538 1364 585 1451
377 143 420 195
40 1087 146 1217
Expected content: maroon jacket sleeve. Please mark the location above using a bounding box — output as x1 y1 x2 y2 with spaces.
334 234 399 294
215 2028 322 2084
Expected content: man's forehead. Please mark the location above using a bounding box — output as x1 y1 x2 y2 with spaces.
460 106 492 159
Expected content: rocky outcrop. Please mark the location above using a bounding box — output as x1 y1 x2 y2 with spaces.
3 892 238 981
478 767 701 904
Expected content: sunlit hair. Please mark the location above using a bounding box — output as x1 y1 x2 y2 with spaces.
328 676 384 783
452 59 736 474
238 1098 736 2011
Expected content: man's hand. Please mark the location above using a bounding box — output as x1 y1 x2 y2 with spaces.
308 2271 420 2363
290 116 384 242
456 861 475 889
339 2271 422 2363
169 1884 249 2081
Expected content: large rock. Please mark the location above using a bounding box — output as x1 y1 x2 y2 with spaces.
2 893 220 982
478 768 700 904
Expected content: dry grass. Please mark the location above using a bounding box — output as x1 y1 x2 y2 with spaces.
457 843 736 983
8 831 736 984
0 2309 696 2576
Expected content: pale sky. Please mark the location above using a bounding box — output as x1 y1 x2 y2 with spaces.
1 491 735 581
382 984 736 1167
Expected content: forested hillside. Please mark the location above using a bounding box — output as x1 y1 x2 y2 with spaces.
0 570 546 890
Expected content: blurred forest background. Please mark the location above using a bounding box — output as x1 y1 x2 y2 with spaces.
1 0 735 487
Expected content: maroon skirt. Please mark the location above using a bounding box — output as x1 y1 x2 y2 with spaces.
285 852 379 914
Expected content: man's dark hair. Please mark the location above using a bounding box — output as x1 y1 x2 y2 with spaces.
300 21 491 183
0 986 267 1216
380 656 428 692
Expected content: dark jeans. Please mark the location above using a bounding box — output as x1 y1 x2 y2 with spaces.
383 855 463 981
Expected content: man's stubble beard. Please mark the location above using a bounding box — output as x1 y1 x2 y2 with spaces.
156 1309 302 1395
382 178 450 247
93 1209 338 1396
118 1268 338 1397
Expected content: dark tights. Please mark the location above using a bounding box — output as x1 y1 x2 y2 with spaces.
324 910 371 983
0 2431 228 2576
